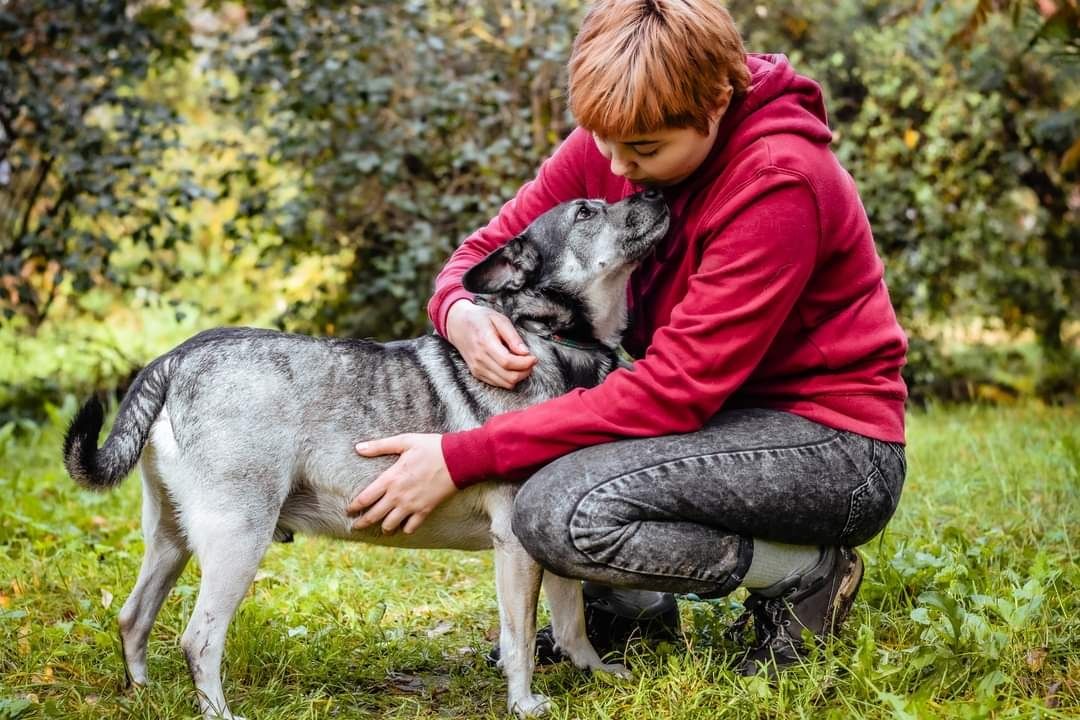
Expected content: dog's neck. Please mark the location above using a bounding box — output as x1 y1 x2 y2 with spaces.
476 290 623 353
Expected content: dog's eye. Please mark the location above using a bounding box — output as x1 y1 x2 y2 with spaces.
575 205 596 222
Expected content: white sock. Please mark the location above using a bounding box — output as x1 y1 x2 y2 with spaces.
742 540 822 595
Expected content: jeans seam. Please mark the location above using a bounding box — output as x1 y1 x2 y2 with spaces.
567 431 846 587
590 429 846 482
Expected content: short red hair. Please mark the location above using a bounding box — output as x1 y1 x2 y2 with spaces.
568 0 750 137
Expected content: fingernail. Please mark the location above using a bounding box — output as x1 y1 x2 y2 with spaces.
355 442 367 452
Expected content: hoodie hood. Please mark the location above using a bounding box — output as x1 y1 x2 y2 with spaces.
676 54 833 194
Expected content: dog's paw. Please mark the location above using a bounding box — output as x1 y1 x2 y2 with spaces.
595 661 632 679
511 693 552 718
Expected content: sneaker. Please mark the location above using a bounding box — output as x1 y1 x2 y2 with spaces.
486 583 680 667
731 546 864 676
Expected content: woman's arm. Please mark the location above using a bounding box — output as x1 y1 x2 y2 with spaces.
427 127 593 336
442 173 821 487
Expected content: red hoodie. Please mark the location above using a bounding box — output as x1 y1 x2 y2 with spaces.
428 54 908 489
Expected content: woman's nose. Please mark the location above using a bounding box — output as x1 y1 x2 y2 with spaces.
609 150 635 177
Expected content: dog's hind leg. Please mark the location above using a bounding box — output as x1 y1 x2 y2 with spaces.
179 503 275 720
118 457 191 687
492 533 548 718
543 573 630 677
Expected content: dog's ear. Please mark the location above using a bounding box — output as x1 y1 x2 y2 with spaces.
462 236 542 294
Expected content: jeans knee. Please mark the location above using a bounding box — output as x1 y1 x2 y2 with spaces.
511 481 576 574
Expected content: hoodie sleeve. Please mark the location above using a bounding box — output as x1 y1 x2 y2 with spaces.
427 128 593 336
440 170 820 488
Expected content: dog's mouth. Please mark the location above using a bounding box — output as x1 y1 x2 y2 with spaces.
624 211 670 260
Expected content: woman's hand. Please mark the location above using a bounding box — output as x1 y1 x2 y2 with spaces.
347 433 457 534
445 300 536 389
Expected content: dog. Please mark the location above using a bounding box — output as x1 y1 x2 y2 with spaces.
63 190 670 719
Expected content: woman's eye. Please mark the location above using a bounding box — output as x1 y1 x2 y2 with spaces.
635 147 659 157
575 205 595 221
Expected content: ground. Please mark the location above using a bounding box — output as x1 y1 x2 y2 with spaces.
0 401 1077 719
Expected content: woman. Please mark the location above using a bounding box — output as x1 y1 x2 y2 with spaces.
348 0 907 675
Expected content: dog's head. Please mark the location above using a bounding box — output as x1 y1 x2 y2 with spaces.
462 191 669 348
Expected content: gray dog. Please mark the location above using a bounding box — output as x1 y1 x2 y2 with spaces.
64 191 670 719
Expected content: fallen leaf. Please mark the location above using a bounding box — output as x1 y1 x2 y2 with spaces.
388 673 425 694
426 619 454 638
18 623 31 656
32 665 54 684
1045 681 1061 708
91 516 108 528
1026 647 1048 672
0 592 10 608
101 589 113 610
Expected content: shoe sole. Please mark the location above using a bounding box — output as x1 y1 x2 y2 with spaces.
826 548 864 636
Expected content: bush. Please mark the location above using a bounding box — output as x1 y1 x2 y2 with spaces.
2 0 1076 409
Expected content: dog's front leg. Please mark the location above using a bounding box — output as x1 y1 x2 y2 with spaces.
493 536 548 718
543 573 631 677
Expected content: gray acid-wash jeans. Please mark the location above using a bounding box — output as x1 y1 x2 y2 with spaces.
512 409 906 598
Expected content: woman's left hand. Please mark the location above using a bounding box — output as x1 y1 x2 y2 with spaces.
347 433 457 534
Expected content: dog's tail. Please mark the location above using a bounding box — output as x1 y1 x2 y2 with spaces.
63 355 174 490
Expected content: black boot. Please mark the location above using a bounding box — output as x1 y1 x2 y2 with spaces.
730 546 864 677
486 582 680 666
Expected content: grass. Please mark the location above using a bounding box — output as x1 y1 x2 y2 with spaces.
1 400 1077 719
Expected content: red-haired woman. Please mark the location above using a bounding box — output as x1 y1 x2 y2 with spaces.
349 0 907 676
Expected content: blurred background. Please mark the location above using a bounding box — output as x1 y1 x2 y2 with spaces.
1 0 1078 422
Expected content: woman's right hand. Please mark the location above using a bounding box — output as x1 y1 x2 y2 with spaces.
445 300 537 389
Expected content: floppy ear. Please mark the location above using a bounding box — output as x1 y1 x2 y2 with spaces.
462 236 542 294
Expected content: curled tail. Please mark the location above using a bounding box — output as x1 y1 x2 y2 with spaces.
63 356 173 490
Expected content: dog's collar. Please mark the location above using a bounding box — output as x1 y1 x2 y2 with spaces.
547 333 606 352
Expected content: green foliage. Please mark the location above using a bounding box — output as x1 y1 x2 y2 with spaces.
0 0 198 325
210 0 583 340
2 403 1078 717
731 0 1079 396
1 0 1077 410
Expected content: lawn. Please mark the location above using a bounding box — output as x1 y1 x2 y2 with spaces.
0 401 1077 719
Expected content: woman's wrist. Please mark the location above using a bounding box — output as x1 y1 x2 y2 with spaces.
445 298 475 347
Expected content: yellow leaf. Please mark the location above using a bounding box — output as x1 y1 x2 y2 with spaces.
904 129 921 149
101 589 114 610
18 624 31 656
1060 136 1080 173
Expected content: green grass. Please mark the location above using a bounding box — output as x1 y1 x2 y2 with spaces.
1 401 1077 719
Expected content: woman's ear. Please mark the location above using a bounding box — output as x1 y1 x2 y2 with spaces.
712 85 734 122
462 236 542 294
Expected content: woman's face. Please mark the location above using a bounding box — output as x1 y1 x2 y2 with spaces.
591 105 726 187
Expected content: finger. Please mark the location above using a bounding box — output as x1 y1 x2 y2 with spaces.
499 353 537 371
480 338 535 374
381 507 409 534
403 512 428 535
474 359 518 389
347 477 387 515
504 368 533 386
355 435 408 457
352 494 395 529
490 314 531 355
347 467 396 513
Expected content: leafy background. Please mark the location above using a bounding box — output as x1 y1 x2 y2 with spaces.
2 0 1078 418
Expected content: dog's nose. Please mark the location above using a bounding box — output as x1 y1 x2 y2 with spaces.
641 188 663 202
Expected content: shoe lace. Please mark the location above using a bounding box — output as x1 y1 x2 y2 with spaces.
726 594 794 649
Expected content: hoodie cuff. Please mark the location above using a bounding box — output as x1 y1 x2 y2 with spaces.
430 288 476 338
442 428 498 489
